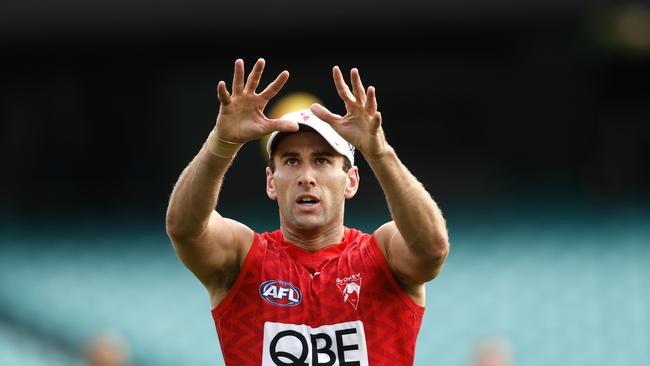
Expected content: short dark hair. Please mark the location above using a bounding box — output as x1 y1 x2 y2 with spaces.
268 154 352 173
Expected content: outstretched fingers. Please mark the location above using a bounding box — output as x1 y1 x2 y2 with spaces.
366 87 381 129
259 70 290 100
311 103 342 125
350 68 366 104
366 86 377 114
332 66 356 104
266 118 300 134
231 59 245 96
244 58 265 94
216 81 231 105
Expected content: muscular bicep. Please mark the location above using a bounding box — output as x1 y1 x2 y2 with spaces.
170 211 253 290
375 221 449 286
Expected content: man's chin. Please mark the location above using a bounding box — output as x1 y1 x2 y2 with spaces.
291 217 325 231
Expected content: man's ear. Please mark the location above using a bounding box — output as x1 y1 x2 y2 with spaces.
266 167 277 200
344 166 359 199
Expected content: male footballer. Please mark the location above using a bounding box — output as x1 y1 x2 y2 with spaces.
166 58 450 365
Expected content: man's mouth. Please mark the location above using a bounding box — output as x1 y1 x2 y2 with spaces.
296 195 320 206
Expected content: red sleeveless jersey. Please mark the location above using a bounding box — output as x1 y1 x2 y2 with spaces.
211 227 424 365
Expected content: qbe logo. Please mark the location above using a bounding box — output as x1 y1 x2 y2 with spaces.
262 321 368 366
260 280 302 307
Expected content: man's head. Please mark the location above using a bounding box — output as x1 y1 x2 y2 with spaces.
266 109 359 232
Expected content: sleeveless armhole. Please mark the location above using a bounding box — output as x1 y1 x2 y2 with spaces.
211 232 262 314
367 233 425 315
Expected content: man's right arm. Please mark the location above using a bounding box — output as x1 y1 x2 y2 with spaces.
165 58 297 307
165 132 253 305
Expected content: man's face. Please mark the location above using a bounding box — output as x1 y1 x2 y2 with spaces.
266 132 359 232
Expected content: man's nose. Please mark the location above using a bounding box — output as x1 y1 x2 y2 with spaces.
297 166 316 187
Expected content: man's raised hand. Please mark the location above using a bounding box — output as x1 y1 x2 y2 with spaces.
311 66 387 157
215 58 298 144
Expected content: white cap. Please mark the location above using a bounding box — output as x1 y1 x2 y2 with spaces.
267 109 355 166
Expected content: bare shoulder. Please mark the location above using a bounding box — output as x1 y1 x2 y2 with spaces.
170 212 254 291
372 221 397 258
374 221 425 306
373 221 419 280
374 220 447 282
219 217 255 267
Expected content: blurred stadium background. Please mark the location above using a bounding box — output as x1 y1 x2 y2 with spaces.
1 0 649 365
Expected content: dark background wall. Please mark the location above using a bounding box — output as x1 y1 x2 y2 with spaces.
2 1 649 221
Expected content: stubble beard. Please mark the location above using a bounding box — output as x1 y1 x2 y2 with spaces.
287 208 327 231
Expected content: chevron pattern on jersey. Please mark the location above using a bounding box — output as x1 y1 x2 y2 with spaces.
212 228 424 365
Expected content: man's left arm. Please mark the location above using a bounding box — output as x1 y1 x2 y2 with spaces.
365 145 450 285
312 66 450 299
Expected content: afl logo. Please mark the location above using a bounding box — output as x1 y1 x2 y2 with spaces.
259 280 302 307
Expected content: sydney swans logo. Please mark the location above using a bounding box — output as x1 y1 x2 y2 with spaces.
336 273 362 309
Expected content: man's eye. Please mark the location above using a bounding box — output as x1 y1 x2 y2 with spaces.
316 158 329 165
286 158 298 165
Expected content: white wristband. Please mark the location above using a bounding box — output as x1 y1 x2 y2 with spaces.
207 131 243 158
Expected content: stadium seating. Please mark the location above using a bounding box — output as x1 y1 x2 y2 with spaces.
0 211 648 365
